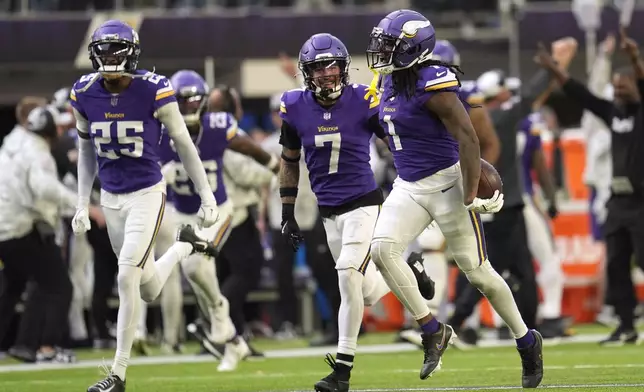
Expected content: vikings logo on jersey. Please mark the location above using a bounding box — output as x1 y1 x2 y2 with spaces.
158 111 237 214
517 112 545 196
379 65 466 182
69 69 176 194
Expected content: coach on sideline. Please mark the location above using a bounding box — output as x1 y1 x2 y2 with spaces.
537 27 644 345
0 105 99 362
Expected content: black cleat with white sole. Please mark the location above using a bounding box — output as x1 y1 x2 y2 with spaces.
314 354 350 392
406 252 436 300
177 225 218 257
420 323 455 380
187 319 224 359
87 373 125 392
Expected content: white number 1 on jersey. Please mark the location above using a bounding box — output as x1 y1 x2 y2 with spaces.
383 115 403 151
315 133 341 174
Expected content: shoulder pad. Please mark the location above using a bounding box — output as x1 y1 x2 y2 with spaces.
279 88 306 114
351 83 380 109
70 72 100 99
137 70 175 100
417 65 459 92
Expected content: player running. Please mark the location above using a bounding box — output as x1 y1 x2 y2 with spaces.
158 69 279 370
279 33 436 392
411 39 500 321
366 10 544 388
69 20 221 392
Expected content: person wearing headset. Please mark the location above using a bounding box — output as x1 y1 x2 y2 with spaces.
0 104 101 362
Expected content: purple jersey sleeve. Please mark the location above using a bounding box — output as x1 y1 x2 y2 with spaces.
69 73 99 121
352 84 386 138
415 66 461 105
278 89 304 149
458 81 485 111
148 73 177 112
523 113 545 154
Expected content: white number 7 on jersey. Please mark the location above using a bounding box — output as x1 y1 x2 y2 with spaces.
315 133 341 174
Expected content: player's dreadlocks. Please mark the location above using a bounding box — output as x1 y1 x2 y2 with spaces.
391 59 464 99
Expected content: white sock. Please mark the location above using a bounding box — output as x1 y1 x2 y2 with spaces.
362 262 391 306
464 261 528 339
139 242 192 302
337 269 364 364
137 300 147 340
160 265 183 345
112 265 143 381
182 254 222 318
371 240 430 320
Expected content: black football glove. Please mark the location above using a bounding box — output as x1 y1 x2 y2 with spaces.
281 203 304 251
547 204 558 219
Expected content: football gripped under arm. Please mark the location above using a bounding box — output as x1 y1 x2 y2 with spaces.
157 102 215 204
73 108 97 207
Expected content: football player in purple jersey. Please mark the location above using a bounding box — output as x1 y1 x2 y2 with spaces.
404 39 501 344
367 10 543 387
158 69 279 371
69 20 223 392
279 33 436 392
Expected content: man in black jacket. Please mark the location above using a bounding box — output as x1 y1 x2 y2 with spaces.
536 27 644 345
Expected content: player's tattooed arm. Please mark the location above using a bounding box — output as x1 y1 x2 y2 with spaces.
228 134 279 173
425 92 481 204
469 107 500 165
279 147 300 204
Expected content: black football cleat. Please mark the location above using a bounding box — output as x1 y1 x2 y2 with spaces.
177 225 218 257
314 353 350 392
420 322 455 379
407 252 436 300
517 330 544 388
599 326 639 346
186 319 224 359
87 373 125 392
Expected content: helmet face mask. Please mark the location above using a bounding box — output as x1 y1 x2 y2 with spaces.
298 34 351 101
88 20 141 79
170 70 210 128
300 58 349 100
366 10 437 75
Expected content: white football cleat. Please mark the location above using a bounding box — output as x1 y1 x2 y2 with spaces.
217 338 251 372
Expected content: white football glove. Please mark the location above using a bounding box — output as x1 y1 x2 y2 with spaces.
71 207 91 234
465 190 504 214
197 200 220 228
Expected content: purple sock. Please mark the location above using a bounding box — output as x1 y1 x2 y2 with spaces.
420 318 440 335
516 330 535 349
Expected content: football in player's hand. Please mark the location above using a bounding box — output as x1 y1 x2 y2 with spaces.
478 159 503 199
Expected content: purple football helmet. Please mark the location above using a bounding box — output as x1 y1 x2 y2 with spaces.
170 70 210 126
367 9 436 74
431 40 460 66
88 20 141 77
298 33 351 100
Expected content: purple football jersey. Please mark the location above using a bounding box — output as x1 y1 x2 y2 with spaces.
379 66 462 182
70 70 176 194
279 84 381 207
517 112 545 196
158 112 236 214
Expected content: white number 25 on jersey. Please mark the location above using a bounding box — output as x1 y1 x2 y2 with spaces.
90 121 144 160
